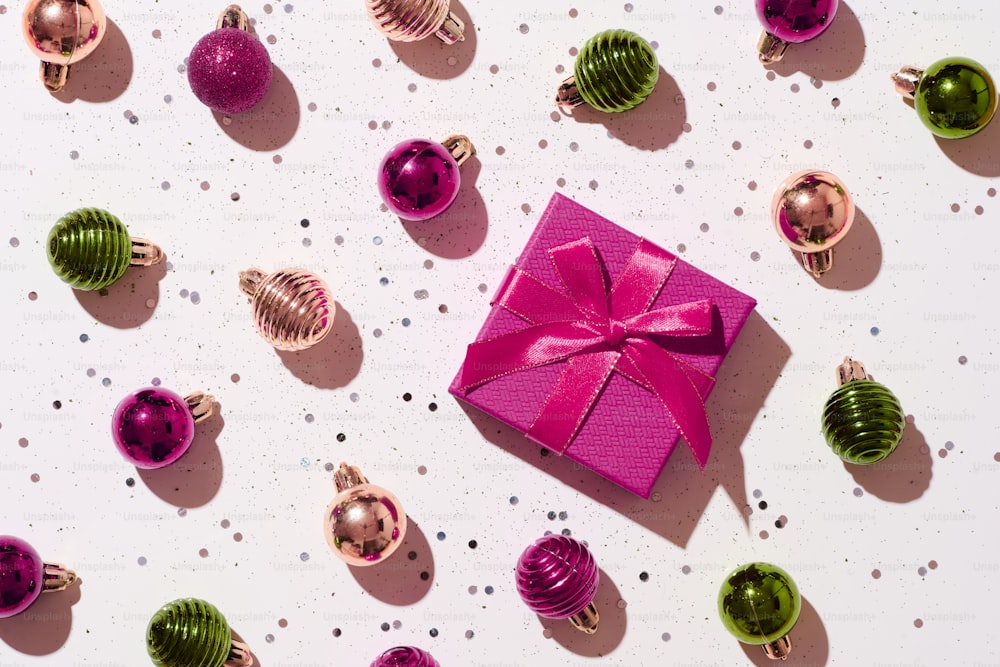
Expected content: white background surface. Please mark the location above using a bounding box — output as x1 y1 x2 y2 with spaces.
0 0 997 665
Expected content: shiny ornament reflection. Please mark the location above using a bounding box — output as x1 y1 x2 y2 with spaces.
22 0 107 91
755 0 838 64
46 208 163 291
324 463 407 566
378 135 475 221
366 0 464 44
770 170 854 277
188 5 272 114
112 387 215 469
515 534 600 633
556 29 658 113
238 267 335 350
0 535 77 619
370 646 440 667
718 562 800 660
893 57 997 139
147 598 253 667
822 357 905 464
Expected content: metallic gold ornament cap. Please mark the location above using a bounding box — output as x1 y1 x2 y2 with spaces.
217 4 252 31
770 170 855 277
42 561 77 592
556 76 585 109
184 392 216 424
333 462 368 491
836 357 869 385
441 135 475 166
22 0 107 91
762 635 793 660
131 237 165 267
892 66 922 99
757 31 789 64
567 602 600 634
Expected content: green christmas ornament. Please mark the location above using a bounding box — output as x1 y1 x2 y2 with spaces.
46 208 163 291
556 29 658 113
822 357 905 465
718 562 800 661
146 598 253 667
893 57 997 139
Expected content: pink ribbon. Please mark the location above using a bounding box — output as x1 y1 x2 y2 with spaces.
459 236 718 468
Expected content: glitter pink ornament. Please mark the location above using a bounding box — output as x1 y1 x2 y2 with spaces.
370 646 440 667
188 5 272 114
112 387 215 469
0 535 77 618
515 534 600 633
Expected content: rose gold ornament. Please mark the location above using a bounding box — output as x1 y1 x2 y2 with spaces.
366 0 464 44
323 463 407 567
238 267 335 351
771 170 854 277
22 0 107 92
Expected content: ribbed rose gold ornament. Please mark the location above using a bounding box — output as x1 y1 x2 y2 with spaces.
238 267 335 351
365 0 465 44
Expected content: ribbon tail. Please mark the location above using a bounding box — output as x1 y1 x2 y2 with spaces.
526 351 620 453
624 340 713 469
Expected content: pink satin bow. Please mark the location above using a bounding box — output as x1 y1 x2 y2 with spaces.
459 236 718 468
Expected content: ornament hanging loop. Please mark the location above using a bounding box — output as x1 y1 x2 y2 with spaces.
441 135 475 166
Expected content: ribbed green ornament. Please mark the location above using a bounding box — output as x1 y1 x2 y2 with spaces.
46 208 132 291
146 598 232 667
822 358 905 465
718 562 800 648
573 29 658 113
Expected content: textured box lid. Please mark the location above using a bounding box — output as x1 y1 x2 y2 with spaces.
449 193 757 497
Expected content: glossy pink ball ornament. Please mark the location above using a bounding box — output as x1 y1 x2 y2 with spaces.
515 534 600 634
755 0 838 64
377 135 475 221
112 387 215 469
370 646 440 667
0 535 77 618
188 5 273 114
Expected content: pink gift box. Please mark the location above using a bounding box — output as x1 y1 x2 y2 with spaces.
448 193 756 498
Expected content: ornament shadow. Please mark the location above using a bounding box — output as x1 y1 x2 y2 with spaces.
563 66 686 151
538 567 626 656
137 410 225 507
842 415 932 503
53 18 132 103
386 0 476 79
399 156 487 258
460 311 789 548
800 206 881 291
72 257 167 328
739 596 828 666
212 65 300 151
0 575 81 654
276 302 363 389
934 108 1000 176
348 518 434 605
763 1 864 82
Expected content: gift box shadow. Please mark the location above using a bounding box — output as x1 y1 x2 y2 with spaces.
399 156 487 258
535 567 626 656
53 18 132 103
137 410 224 507
348 518 434 605
386 0 475 79
211 65 300 151
762 1 864 82
738 596 828 666
463 310 789 548
791 206 881 291
276 302 363 389
841 415 932 503
562 66 686 151
72 258 167 328
0 575 82 654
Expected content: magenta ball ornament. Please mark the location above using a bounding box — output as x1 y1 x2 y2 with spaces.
112 387 214 469
370 646 440 667
0 535 77 618
755 0 838 63
515 534 600 633
377 135 475 221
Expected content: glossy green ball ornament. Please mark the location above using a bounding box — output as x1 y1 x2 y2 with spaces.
556 29 658 113
146 598 253 667
46 208 163 291
822 357 905 465
718 562 800 661
893 57 997 138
